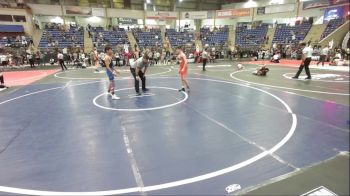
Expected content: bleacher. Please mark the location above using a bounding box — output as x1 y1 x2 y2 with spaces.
38 25 84 49
0 36 32 47
201 26 229 48
91 27 128 50
0 25 31 47
235 24 268 50
166 29 195 50
320 18 344 40
272 22 311 45
132 28 162 49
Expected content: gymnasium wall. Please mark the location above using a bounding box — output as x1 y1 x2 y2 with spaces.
0 8 33 35
75 17 108 27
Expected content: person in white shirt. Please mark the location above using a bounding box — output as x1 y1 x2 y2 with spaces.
317 46 329 66
271 52 280 63
202 48 208 71
292 42 313 80
129 51 150 96
155 51 160 65
57 51 67 71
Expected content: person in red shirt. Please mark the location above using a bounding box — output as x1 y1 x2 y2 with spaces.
176 47 190 92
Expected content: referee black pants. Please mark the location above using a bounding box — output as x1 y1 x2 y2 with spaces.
295 57 311 78
59 59 67 71
317 55 326 66
29 59 35 68
130 68 146 93
0 75 4 84
202 58 207 70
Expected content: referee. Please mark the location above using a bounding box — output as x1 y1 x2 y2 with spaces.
57 51 68 71
292 42 313 80
130 51 150 96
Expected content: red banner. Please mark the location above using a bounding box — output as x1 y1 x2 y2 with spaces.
216 8 251 18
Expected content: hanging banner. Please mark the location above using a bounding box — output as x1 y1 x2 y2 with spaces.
257 7 265 15
323 6 344 22
265 4 294 14
146 11 177 19
181 11 208 19
216 8 251 18
303 0 349 10
92 8 105 17
65 6 92 15
118 18 138 25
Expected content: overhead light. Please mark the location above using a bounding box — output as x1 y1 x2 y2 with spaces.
179 0 183 2
146 0 150 4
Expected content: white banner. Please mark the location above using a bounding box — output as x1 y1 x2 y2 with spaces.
65 6 92 15
28 4 62 15
265 4 294 14
146 11 177 19
92 8 105 17
181 11 208 19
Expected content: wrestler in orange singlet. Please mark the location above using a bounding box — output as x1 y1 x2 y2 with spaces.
176 47 190 92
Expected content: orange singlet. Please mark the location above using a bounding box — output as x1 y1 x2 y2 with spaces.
178 54 188 77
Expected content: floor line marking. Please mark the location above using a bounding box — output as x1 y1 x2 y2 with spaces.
93 87 188 112
0 77 297 195
177 97 299 170
0 81 100 106
128 93 155 99
120 119 146 195
54 67 172 80
230 70 350 96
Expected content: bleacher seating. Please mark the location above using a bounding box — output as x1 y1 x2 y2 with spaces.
0 36 32 47
91 27 128 50
38 25 84 49
201 26 228 48
320 18 344 40
132 28 162 48
166 29 195 50
272 22 311 45
235 24 268 49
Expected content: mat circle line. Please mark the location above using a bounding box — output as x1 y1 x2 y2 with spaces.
0 77 297 195
230 69 350 96
93 86 188 111
54 67 172 80
282 73 349 83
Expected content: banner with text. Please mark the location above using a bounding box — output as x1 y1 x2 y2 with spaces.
265 4 294 14
181 11 208 19
216 8 251 18
92 8 105 17
118 18 138 25
303 0 349 10
65 6 92 15
146 11 177 19
323 6 348 22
